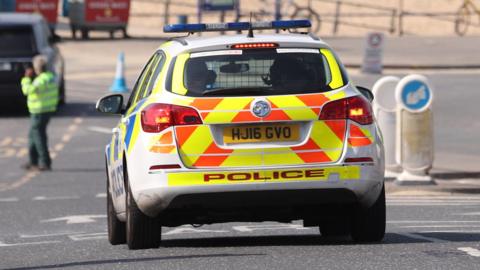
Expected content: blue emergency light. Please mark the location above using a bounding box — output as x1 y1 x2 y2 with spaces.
163 20 311 33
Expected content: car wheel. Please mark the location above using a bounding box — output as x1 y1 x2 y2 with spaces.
320 220 350 237
125 167 161 250
107 175 126 245
351 185 386 243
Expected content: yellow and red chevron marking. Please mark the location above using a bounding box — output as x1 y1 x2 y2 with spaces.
148 130 176 154
174 120 346 168
179 93 335 124
348 123 374 147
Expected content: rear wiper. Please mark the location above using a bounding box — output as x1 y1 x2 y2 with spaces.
202 87 271 96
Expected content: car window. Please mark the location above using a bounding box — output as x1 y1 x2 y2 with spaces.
0 25 37 57
143 51 166 98
125 55 157 111
168 48 347 97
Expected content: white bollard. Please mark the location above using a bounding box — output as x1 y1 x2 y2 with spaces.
394 74 435 185
372 76 402 178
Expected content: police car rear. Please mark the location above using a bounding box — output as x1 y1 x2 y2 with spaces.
97 20 385 249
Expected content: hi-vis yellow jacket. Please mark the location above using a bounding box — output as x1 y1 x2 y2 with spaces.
21 72 59 114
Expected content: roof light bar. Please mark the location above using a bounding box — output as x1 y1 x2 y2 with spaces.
163 20 311 33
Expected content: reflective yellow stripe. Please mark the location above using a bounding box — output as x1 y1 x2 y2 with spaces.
167 166 361 186
203 97 251 123
179 126 213 165
172 53 189 95
268 96 317 120
321 49 344 89
310 121 343 161
263 151 304 166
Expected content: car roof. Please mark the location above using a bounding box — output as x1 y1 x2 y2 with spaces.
0 13 44 25
161 33 330 55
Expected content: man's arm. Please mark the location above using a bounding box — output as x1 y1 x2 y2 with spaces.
21 68 36 96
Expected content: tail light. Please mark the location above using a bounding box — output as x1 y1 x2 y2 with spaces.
141 103 202 133
319 96 373 125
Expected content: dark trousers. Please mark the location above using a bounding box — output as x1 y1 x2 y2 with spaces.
28 113 52 167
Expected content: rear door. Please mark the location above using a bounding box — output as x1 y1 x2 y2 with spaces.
171 47 349 169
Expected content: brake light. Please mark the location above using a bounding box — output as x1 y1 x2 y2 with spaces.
231 43 278 49
141 104 202 133
319 96 373 125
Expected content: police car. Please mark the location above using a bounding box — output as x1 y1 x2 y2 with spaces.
96 20 385 250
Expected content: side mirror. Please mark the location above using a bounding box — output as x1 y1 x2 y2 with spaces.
96 94 124 114
357 86 374 102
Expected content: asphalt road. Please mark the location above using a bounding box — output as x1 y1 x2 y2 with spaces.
0 39 479 269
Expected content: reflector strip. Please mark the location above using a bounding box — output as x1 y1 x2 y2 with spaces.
150 164 181 170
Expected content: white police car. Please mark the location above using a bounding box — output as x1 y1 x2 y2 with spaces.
96 20 385 249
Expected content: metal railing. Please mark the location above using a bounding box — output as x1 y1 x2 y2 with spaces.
130 0 479 36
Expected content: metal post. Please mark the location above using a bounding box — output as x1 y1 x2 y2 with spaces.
164 0 171 26
235 0 240 22
274 0 282 33
333 1 342 35
198 0 202 23
398 0 404 36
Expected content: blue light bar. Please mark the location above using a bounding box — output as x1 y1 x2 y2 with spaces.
163 20 311 33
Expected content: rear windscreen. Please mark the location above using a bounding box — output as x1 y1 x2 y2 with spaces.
0 26 36 57
173 48 347 97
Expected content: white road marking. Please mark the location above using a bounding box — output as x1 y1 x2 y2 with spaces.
0 240 60 247
457 212 480 216
0 137 13 147
233 224 310 232
0 197 19 202
388 220 480 224
95 193 107 198
458 247 480 257
388 203 480 206
41 215 106 224
400 225 480 228
69 232 107 241
20 231 85 238
164 227 228 236
32 196 80 201
88 126 112 134
395 232 448 243
420 230 480 233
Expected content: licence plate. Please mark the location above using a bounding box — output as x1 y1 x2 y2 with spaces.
223 124 300 144
0 62 12 71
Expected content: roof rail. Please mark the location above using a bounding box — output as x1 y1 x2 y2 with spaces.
169 37 188 46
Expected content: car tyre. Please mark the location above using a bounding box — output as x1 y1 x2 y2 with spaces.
125 168 161 250
351 185 386 243
320 220 350 237
107 183 126 245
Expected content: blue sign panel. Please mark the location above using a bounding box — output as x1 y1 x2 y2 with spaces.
400 80 431 111
200 0 236 11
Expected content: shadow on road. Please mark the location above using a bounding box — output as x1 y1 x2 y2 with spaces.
432 171 480 180
0 102 115 118
4 253 264 270
161 232 480 248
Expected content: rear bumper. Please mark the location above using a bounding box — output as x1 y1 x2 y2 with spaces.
131 164 384 219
